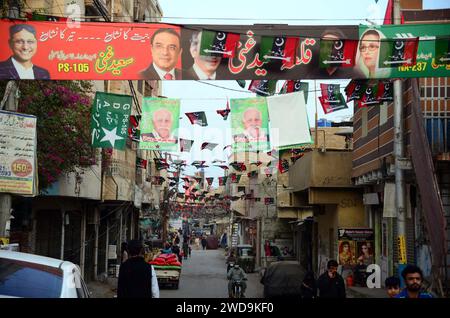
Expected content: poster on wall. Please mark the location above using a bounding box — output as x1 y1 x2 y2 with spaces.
0 110 37 196
338 228 375 269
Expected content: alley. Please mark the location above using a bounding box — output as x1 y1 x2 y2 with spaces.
160 248 263 298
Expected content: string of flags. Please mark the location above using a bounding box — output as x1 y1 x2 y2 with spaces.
201 142 219 151
216 100 231 120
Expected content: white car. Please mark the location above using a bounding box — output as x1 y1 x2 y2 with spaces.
0 250 91 298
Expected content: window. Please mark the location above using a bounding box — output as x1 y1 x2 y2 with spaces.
0 258 63 298
379 102 388 126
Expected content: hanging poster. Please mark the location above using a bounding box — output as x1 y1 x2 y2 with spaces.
139 98 180 151
338 228 375 268
230 97 270 153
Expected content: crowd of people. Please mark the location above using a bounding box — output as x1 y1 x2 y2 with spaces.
299 260 434 299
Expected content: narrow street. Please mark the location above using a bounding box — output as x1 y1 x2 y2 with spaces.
160 248 263 298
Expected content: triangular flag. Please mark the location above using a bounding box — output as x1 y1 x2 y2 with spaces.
377 80 394 102
200 30 240 58
435 37 450 65
319 84 348 114
186 112 208 126
154 158 169 170
345 80 368 102
201 142 219 151
379 37 419 68
230 162 247 172
259 35 299 67
249 80 277 96
206 177 214 186
358 82 380 107
250 161 263 167
128 115 141 141
215 165 229 170
236 80 246 88
180 138 194 152
216 100 231 120
218 176 228 186
191 160 206 167
278 159 290 174
136 157 147 169
280 80 309 103
319 38 358 68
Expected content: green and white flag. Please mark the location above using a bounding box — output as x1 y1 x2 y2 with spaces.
435 36 450 65
230 97 270 153
140 97 180 151
90 92 132 150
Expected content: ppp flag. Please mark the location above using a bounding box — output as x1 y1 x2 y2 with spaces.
319 84 348 114
200 30 240 58
259 35 299 68
319 38 358 68
379 37 419 67
248 80 277 96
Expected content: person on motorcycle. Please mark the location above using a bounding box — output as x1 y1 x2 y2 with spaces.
227 263 247 297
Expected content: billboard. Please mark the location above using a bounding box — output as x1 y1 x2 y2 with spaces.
0 20 448 80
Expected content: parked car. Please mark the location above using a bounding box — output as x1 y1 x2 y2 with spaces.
0 250 91 298
260 261 305 298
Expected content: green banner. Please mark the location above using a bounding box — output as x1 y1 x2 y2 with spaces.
139 97 180 151
358 24 450 79
90 92 132 150
230 97 270 153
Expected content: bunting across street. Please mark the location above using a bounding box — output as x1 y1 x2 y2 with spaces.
248 80 277 96
319 83 348 114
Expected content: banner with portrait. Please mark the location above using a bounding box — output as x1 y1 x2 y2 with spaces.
139 98 180 151
338 228 375 269
230 97 270 153
0 20 449 80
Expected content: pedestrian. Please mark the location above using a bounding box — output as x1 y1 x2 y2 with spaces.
201 236 207 250
300 271 317 299
317 260 346 298
385 276 401 298
395 265 433 298
161 242 172 254
120 242 128 264
117 239 159 298
182 239 189 260
172 242 182 263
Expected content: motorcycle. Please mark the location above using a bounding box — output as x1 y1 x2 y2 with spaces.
231 280 243 298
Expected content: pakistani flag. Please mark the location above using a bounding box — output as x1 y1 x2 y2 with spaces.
435 37 450 65
345 80 368 102
90 92 132 150
200 30 240 58
377 80 394 102
358 83 380 107
379 37 419 67
236 80 246 88
180 138 194 152
186 112 208 126
319 84 348 114
319 38 358 68
230 162 247 172
259 36 299 67
278 159 290 174
248 80 277 96
136 157 147 169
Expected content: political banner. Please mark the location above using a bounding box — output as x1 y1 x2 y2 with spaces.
90 92 132 150
0 21 449 80
139 98 180 151
0 110 37 195
230 97 270 153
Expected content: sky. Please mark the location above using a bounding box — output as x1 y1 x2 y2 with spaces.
156 0 450 185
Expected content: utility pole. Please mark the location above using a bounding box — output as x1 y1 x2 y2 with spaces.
393 0 408 278
161 186 169 243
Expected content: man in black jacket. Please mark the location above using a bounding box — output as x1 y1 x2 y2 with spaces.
117 240 159 298
317 260 346 298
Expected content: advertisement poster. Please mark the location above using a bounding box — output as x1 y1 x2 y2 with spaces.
338 228 375 268
0 110 37 195
0 20 448 80
230 97 270 153
139 97 180 151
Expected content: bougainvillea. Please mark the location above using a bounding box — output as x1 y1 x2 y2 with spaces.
1 80 96 191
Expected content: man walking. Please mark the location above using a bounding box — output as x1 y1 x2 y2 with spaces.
395 265 433 298
317 260 346 298
117 240 159 298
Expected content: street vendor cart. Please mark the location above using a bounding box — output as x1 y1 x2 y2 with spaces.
149 253 181 289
